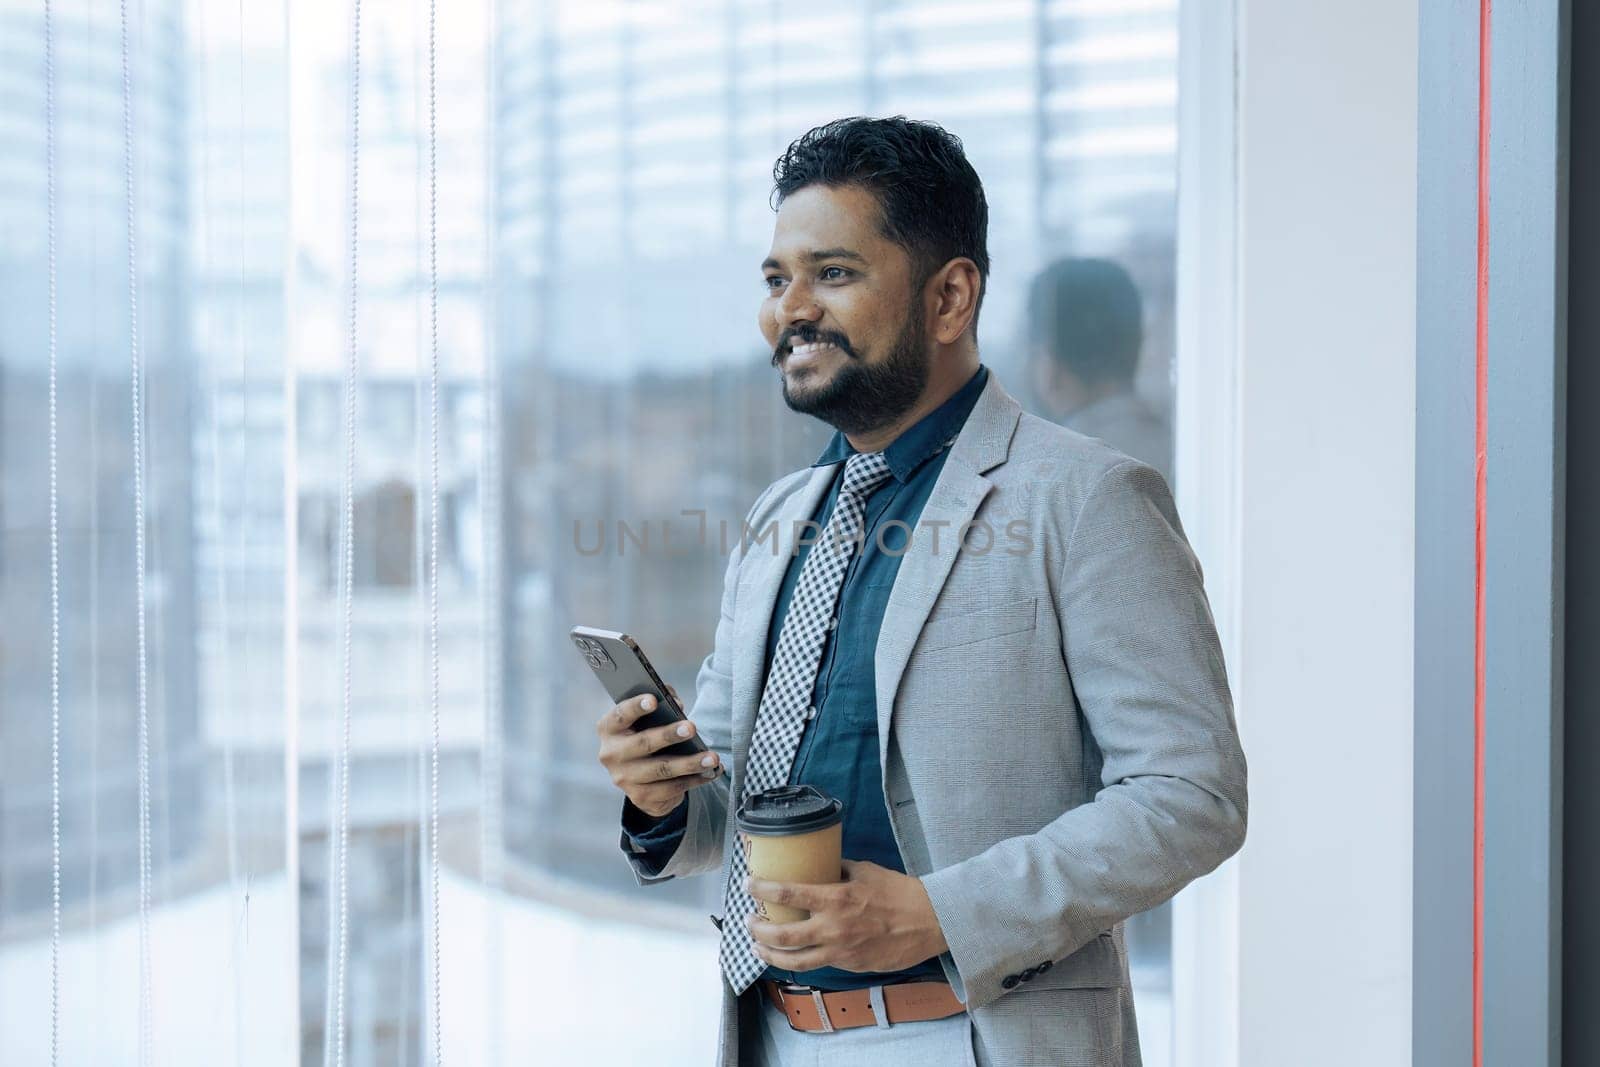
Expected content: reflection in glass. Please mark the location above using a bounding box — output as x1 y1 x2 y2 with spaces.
1026 256 1174 481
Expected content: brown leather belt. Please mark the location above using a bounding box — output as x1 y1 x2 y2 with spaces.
760 978 966 1033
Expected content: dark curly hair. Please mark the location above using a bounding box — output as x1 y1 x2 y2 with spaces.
772 116 990 324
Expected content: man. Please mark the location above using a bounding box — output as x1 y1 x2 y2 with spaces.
1027 256 1174 483
595 117 1247 1066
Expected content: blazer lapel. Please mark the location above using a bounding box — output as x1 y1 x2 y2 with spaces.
731 464 837 780
874 374 1022 768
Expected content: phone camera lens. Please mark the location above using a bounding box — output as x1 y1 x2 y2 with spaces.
574 635 615 671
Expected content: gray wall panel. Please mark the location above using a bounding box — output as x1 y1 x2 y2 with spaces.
1417 3 1570 1062
1484 3 1569 1064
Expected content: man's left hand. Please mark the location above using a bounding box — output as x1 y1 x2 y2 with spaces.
746 860 949 973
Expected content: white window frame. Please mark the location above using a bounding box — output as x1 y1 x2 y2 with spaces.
1171 1 1242 1065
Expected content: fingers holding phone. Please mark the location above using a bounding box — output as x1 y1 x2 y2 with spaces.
597 693 723 818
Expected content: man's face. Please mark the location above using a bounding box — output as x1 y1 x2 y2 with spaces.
759 183 930 435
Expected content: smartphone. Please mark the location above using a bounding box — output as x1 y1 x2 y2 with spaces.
570 626 708 757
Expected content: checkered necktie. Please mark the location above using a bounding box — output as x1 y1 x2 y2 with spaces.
719 449 894 993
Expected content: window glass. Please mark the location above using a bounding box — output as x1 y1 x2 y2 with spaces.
0 1 1178 1062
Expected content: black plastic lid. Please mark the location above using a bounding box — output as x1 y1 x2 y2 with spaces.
735 785 844 836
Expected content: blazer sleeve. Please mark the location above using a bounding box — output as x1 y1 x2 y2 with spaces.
618 488 766 886
919 459 1249 1009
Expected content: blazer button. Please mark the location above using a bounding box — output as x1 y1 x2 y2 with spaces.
1020 966 1038 982
1001 975 1020 990
1037 959 1053 973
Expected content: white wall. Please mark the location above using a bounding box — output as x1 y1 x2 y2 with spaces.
1229 1 1418 1064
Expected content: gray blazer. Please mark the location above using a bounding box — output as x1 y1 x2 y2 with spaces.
623 372 1248 1066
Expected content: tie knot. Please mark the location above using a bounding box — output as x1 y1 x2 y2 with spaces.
841 450 893 498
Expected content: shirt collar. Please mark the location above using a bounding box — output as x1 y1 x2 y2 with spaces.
812 365 989 483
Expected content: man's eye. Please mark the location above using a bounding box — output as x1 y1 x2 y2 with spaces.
763 275 786 291
820 267 852 281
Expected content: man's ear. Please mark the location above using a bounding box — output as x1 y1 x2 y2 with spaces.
929 258 982 344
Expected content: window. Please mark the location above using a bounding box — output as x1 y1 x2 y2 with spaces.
0 1 1179 1062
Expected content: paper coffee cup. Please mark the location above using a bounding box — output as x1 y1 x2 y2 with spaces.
736 785 844 924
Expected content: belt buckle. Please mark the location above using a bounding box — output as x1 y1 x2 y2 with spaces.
776 982 836 1033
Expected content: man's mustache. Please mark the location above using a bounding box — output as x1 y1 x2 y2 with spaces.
772 327 859 366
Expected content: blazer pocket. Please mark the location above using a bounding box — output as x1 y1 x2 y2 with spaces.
916 595 1038 653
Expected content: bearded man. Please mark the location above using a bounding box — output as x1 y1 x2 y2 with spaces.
595 116 1248 1067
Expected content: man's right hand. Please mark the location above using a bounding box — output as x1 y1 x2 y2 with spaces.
596 692 723 818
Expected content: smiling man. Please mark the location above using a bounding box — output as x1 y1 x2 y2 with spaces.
594 117 1248 1066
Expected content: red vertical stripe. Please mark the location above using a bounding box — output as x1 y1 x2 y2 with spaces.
1473 2 1491 1065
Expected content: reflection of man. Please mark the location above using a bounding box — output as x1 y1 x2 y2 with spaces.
1028 257 1173 482
594 117 1246 1066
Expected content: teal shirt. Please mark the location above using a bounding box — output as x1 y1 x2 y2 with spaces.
628 366 990 991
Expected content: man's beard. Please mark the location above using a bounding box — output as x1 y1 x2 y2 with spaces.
774 311 929 436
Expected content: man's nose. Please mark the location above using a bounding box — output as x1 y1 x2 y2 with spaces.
776 278 822 327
